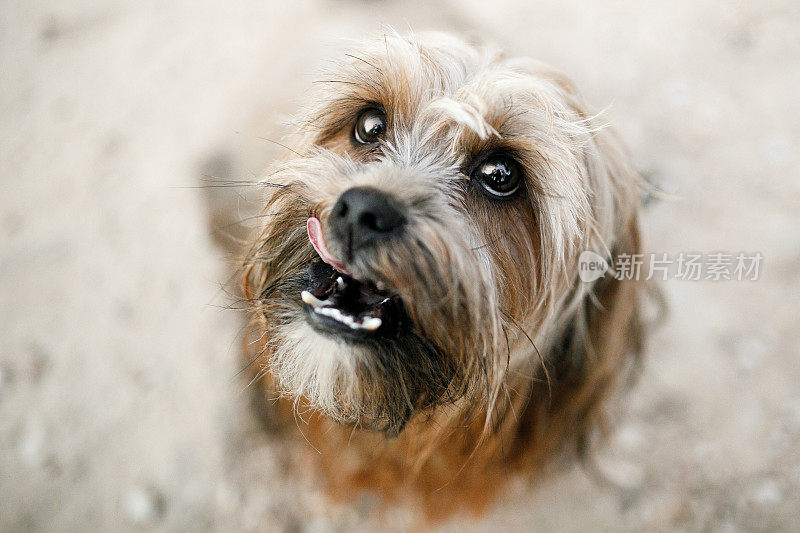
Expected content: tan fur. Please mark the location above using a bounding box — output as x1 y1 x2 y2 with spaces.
241 30 645 520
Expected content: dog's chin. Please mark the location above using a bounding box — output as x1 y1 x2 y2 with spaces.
269 319 412 434
269 319 373 423
265 258 460 434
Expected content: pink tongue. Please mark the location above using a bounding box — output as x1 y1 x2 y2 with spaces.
307 217 350 275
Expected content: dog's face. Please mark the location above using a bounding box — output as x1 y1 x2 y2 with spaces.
245 33 638 435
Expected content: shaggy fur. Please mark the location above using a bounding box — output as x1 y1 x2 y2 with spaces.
242 31 645 518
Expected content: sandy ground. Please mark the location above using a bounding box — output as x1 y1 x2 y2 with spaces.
2 0 799 530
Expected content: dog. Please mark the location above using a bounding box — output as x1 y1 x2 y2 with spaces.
241 31 645 518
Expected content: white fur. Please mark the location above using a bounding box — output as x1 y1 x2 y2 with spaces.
270 321 363 418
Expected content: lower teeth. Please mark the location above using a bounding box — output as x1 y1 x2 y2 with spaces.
301 290 382 331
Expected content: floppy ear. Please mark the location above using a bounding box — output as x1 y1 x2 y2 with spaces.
504 221 644 469
501 106 647 468
558 217 645 452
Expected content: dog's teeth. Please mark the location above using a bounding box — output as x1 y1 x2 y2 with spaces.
336 276 345 290
311 304 382 332
362 317 382 331
315 306 355 328
301 290 326 307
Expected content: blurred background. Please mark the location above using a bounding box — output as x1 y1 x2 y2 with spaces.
1 0 799 530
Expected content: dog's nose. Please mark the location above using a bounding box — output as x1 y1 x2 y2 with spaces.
330 187 405 250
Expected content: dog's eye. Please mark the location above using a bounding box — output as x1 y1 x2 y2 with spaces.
353 108 387 145
472 154 521 199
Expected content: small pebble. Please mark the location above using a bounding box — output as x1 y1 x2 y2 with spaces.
662 80 692 109
18 424 45 467
749 480 782 506
761 134 791 166
594 454 645 490
123 487 165 524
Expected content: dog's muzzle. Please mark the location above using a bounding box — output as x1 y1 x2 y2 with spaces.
301 187 407 340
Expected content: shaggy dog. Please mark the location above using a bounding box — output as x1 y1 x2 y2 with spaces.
242 31 645 518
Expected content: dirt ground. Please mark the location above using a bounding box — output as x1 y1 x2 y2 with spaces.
2 1 799 531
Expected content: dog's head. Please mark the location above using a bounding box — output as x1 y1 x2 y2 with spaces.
244 32 641 437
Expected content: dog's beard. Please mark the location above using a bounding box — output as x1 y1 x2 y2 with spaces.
246 154 508 435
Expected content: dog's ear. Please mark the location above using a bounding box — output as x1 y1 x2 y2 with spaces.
567 218 644 445
502 103 647 467
506 219 644 469
544 109 647 455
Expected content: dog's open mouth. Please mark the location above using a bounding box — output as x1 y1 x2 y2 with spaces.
301 218 402 337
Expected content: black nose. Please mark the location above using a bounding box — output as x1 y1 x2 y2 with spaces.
330 187 405 251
